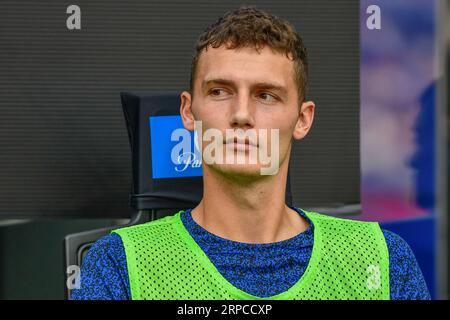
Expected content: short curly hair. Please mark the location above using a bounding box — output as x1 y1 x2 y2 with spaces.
189 6 309 103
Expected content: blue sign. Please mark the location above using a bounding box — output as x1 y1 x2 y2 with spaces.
149 115 203 179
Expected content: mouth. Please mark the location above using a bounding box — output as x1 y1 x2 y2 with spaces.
224 137 258 150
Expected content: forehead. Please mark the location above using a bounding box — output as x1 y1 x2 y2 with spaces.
195 45 296 89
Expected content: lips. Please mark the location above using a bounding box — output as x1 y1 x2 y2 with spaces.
224 136 258 148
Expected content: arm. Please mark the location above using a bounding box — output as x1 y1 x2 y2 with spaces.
70 233 131 300
382 229 431 300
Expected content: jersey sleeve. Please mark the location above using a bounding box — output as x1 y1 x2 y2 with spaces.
381 229 431 300
70 233 131 300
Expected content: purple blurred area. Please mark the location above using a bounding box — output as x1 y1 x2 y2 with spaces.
360 0 437 222
359 0 444 299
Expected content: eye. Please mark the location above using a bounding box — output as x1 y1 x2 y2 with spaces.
209 88 226 96
259 92 278 102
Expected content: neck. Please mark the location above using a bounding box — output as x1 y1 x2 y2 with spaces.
191 159 309 244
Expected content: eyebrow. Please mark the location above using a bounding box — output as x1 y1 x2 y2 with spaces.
202 78 288 96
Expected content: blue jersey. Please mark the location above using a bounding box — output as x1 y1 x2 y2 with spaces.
71 207 431 300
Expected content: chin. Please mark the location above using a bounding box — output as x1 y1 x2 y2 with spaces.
208 163 268 183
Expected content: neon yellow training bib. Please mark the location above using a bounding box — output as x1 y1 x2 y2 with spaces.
112 209 390 300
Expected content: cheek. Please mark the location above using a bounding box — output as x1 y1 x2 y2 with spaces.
264 112 298 140
198 117 224 133
194 101 228 126
258 124 294 158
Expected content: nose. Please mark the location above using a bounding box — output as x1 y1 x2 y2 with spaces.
229 92 255 129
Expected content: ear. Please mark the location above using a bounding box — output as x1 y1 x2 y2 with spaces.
292 100 315 140
180 91 196 131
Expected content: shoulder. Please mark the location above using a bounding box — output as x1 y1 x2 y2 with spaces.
381 229 412 253
301 210 379 233
380 229 431 300
112 213 178 236
86 233 125 261
111 214 182 248
380 228 419 269
79 232 127 277
70 233 130 300
301 210 371 225
381 228 423 265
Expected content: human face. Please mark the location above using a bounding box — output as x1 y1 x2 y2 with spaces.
180 44 314 181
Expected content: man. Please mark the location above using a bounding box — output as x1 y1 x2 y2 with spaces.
72 6 430 300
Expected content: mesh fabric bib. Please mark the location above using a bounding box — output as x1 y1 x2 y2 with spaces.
112 209 390 300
